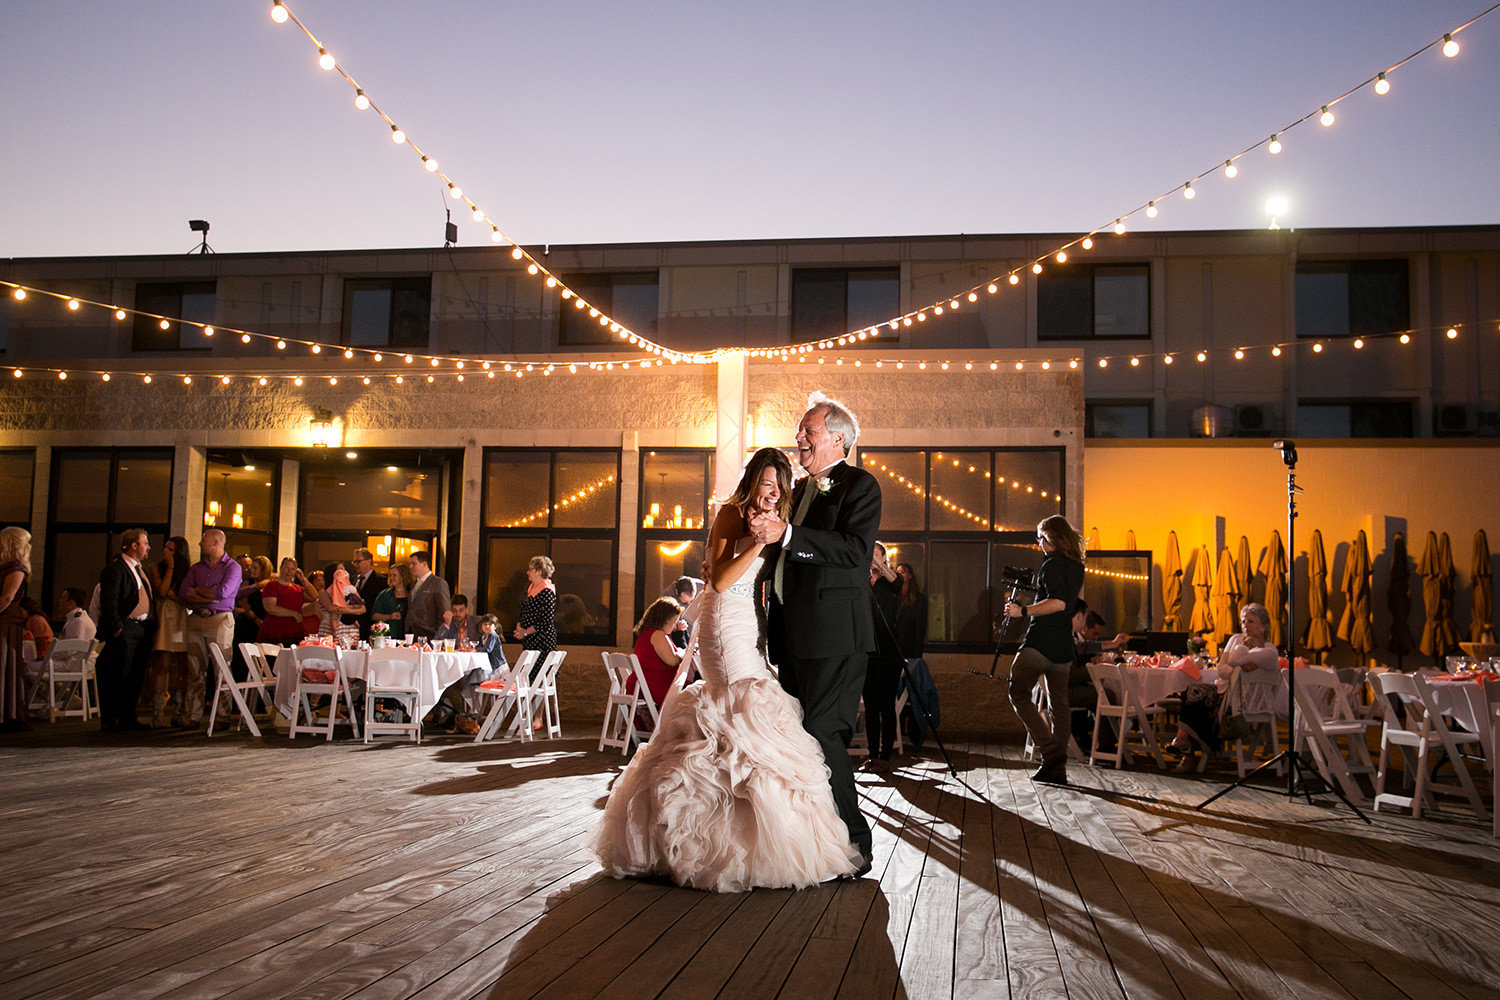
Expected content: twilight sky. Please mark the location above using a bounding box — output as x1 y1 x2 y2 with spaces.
3 1 1498 259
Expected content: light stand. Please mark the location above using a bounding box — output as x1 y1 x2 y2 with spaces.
1197 439 1369 822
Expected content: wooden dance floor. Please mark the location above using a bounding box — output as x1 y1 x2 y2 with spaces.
3 725 1498 999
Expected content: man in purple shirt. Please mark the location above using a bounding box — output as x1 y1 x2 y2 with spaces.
175 528 242 729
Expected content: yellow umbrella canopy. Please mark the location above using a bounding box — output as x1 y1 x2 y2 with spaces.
1188 545 1213 636
1387 531 1414 658
1259 529 1288 648
1336 529 1375 658
1417 530 1460 658
1162 531 1184 631
1438 532 1460 654
1472 528 1495 643
1303 529 1335 655
1235 535 1254 607
1210 546 1241 647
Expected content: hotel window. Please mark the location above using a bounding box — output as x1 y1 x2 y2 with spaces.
482 449 620 644
203 453 279 563
1297 399 1414 438
559 272 659 346
637 449 714 620
791 268 900 341
1086 400 1153 438
132 281 216 351
1037 263 1150 340
859 448 1065 651
1295 259 1409 339
0 450 34 530
45 448 173 607
341 276 432 349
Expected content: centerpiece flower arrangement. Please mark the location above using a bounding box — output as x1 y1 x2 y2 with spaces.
370 621 392 647
1185 634 1209 658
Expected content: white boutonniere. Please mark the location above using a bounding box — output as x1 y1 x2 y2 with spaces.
814 475 834 495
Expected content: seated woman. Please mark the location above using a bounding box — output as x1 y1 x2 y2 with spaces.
425 614 509 735
628 597 684 717
1171 602 1281 771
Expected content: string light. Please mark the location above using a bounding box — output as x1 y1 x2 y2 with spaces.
1268 134 1282 154
1375 72 1390 95
1320 106 1335 127
271 1 289 23
317 47 335 71
1443 33 1459 57
354 88 369 110
1223 160 1238 179
1146 201 1158 218
1183 183 1196 200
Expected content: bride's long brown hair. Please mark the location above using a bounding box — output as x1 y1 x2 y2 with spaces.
721 447 794 524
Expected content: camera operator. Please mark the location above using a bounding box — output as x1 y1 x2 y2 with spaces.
1003 515 1086 785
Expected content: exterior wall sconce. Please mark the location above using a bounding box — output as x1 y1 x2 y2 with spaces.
308 406 344 448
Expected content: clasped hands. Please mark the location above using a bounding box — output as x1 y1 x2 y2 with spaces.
747 510 785 545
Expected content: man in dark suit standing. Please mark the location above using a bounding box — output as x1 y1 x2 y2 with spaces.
96 528 156 732
350 547 386 641
752 391 882 875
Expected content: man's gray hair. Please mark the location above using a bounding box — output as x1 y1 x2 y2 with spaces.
808 391 860 455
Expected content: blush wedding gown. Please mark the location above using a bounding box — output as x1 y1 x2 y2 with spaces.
591 542 859 891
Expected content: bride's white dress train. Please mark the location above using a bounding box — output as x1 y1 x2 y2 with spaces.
591 550 858 891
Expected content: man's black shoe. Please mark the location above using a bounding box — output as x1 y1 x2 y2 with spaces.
1031 759 1068 785
852 853 874 878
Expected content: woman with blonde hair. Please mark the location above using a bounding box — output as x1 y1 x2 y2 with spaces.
594 447 861 890
1003 514 1087 785
0 526 33 731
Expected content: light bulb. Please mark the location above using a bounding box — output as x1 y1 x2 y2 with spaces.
471 208 484 222
1031 262 1042 274
1008 274 1019 285
240 333 251 343
318 48 335 71
203 326 214 337
1320 106 1334 127
1081 238 1093 250
1268 134 1282 154
67 298 79 310
527 263 539 275
491 229 504 242
1443 33 1458 57
1056 251 1067 263
271 1 288 23
276 340 286 350
114 309 126 320
310 344 321 354
967 291 978 302
1375 72 1390 95
448 184 462 200
1399 333 1411 344
1146 201 1158 218
1163 354 1174 365
1098 358 1108 368
328 376 337 385
11 289 25 300
257 376 267 385
422 156 438 172
160 319 171 330
102 373 111 382
220 375 230 384
373 353 383 362
1196 351 1206 362
1130 357 1140 367
1234 349 1244 360
59 371 68 380
1224 160 1237 178
1353 338 1364 349
1183 183 1195 200
1113 219 1125 234
1447 327 1458 339
1271 346 1282 357
354 89 369 110
391 126 405 144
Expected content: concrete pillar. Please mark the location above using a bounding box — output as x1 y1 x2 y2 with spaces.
617 430 640 648
175 445 207 544
277 457 299 562
29 446 50 589
714 353 748 501
459 442 482 599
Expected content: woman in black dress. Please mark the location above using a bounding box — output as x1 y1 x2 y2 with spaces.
512 554 557 659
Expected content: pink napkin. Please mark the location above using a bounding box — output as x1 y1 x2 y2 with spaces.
1170 656 1202 681
300 668 336 683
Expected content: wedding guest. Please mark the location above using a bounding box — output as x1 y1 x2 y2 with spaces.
233 556 273 680
630 597 684 712
370 563 412 637
56 588 97 643
406 552 451 640
863 544 904 770
1066 598 1130 753
512 555 556 657
434 594 480 648
667 577 697 650
0 526 33 731
350 547 385 640
1005 515 1087 786
178 529 240 729
97 529 156 733
426 613 509 735
474 614 508 674
145 536 190 728
317 563 364 646
555 593 594 636
260 558 316 646
1171 602 1280 771
300 569 324 637
893 562 928 659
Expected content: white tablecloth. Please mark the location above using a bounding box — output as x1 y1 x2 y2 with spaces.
1122 665 1219 707
273 649 489 719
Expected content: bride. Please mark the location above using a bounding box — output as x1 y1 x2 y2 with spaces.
591 447 860 891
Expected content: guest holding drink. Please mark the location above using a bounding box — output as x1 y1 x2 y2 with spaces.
260 558 316 646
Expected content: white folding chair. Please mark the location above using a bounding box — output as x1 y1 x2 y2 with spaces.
287 645 359 740
1292 667 1376 804
361 646 422 743
475 649 539 743
1087 662 1166 769
1372 672 1488 821
205 642 275 737
522 650 567 740
598 651 645 754
1227 669 1286 778
23 638 52 715
46 638 100 723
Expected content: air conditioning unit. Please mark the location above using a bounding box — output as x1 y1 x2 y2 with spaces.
1476 407 1499 438
1234 403 1272 437
1434 403 1472 437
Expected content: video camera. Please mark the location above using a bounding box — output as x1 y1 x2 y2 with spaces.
999 565 1037 595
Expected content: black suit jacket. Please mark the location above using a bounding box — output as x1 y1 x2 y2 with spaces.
759 461 882 663
98 556 149 638
355 570 387 636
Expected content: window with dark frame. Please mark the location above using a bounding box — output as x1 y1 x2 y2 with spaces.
0 450 34 530
341 276 432 349
1085 400 1153 438
45 448 174 608
1297 399 1414 438
1037 263 1150 340
1295 259 1409 339
558 272 659 346
203 454 280 564
791 267 900 342
132 281 217 351
637 449 714 625
859 447 1066 652
481 448 620 644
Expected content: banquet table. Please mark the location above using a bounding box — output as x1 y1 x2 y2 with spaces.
272 648 489 721
1424 674 1495 762
1120 662 1219 707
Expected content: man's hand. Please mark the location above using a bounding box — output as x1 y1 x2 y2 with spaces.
748 511 784 544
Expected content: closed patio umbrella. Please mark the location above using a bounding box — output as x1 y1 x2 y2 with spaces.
1336 529 1375 661
1162 531 1184 631
1472 529 1494 643
1259 529 1288 649
1438 532 1460 655
1188 545 1213 636
1303 529 1335 658
1387 531 1414 665
1210 546 1241 648
1418 530 1459 659
1235 535 1254 608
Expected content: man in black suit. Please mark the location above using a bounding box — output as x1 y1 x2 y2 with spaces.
96 528 156 732
753 391 882 875
350 547 386 641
